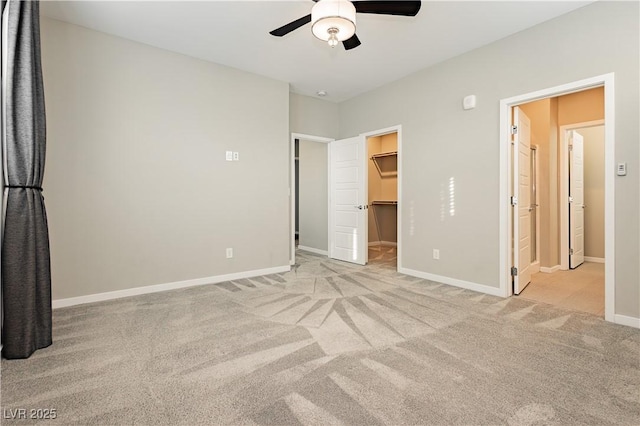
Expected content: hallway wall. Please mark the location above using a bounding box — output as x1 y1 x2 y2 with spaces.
298 140 329 252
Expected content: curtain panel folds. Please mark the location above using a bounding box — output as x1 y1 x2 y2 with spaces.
1 0 52 359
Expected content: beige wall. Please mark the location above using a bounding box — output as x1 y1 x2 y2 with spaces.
548 98 559 266
579 126 605 259
380 134 398 203
558 87 605 126
289 93 339 139
367 133 398 244
367 136 382 242
298 140 328 251
337 1 639 318
41 18 290 299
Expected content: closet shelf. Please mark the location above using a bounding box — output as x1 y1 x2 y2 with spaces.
371 200 398 205
370 151 398 177
370 151 397 159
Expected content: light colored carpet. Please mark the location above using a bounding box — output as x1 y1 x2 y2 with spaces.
2 250 639 425
520 262 605 316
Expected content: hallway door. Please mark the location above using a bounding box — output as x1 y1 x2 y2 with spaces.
569 131 585 268
513 107 532 294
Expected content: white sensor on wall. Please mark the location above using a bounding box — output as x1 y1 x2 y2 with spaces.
463 95 476 110
617 162 627 176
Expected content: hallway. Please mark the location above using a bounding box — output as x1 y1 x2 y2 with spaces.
519 262 604 316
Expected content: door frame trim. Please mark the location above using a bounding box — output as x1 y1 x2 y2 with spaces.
360 125 402 270
290 133 334 266
559 120 604 271
499 73 615 323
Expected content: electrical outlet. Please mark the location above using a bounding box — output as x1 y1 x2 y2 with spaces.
433 249 440 260
226 248 233 259
233 152 239 161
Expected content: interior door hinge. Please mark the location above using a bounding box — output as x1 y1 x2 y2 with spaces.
511 125 518 135
569 248 574 255
510 196 518 206
511 267 518 276
569 144 573 151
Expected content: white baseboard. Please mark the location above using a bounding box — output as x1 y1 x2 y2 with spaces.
297 246 328 256
52 265 291 309
398 267 504 297
368 241 397 247
584 256 605 263
530 261 540 274
614 314 640 329
540 265 561 273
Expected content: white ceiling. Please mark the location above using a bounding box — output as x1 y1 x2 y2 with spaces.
41 0 593 102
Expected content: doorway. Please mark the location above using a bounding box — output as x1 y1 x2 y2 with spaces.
327 125 402 270
512 90 605 314
499 74 615 322
367 132 398 268
519 118 606 316
290 133 333 266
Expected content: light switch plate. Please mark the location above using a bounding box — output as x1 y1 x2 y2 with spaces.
226 151 233 161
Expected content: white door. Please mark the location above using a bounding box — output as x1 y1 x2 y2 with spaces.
569 131 585 269
513 107 532 294
329 136 367 265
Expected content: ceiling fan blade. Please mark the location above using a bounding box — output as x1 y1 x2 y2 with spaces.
343 34 361 50
353 1 421 16
269 14 312 37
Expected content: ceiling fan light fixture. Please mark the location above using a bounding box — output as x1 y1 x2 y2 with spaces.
311 0 356 46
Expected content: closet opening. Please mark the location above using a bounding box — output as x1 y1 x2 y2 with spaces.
367 132 398 268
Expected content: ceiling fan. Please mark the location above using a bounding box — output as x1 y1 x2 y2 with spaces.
269 0 422 50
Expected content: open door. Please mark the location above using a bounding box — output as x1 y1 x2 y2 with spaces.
569 130 585 269
329 136 367 265
513 107 532 294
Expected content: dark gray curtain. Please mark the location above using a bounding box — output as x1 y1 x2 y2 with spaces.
1 0 52 359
